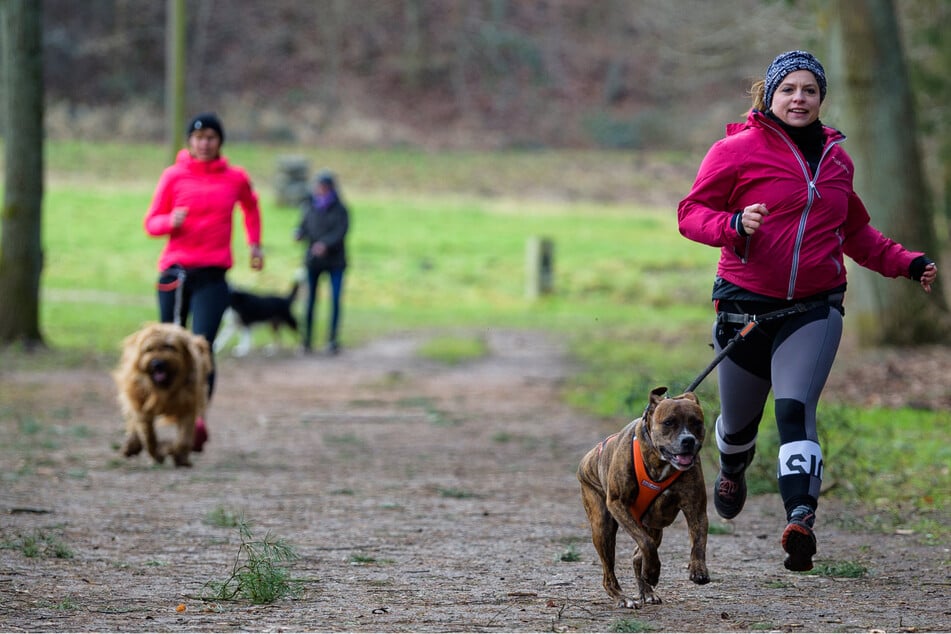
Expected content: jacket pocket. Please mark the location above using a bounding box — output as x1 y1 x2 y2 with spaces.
732 237 751 264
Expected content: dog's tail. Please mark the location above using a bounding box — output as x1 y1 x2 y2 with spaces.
288 267 308 302
287 280 300 303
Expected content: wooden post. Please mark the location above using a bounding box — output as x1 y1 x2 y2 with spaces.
525 236 554 300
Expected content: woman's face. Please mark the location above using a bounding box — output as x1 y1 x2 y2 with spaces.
188 128 222 161
770 70 821 127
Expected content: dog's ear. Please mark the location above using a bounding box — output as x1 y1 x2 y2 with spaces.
643 386 668 420
680 391 700 404
119 324 150 369
178 332 197 382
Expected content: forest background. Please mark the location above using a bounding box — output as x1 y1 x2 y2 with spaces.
11 0 944 345
39 1 946 156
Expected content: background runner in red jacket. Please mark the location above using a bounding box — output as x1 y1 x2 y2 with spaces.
144 112 265 450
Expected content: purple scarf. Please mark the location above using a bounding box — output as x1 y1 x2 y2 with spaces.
314 189 338 212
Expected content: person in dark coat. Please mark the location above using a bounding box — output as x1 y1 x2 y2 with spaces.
295 170 349 354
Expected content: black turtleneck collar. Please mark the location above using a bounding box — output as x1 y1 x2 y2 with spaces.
766 111 825 175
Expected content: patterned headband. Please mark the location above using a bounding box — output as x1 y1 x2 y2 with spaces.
764 50 827 110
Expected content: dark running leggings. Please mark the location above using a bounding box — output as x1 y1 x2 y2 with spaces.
711 300 843 519
157 266 230 398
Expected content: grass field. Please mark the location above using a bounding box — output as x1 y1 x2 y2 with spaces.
37 141 716 355
5 140 949 537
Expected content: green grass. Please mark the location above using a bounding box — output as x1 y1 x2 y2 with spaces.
808 560 868 578
30 141 714 352
707 523 733 535
437 487 480 499
417 334 489 364
205 506 245 529
1 529 74 559
348 553 394 565
52 596 80 611
4 140 949 538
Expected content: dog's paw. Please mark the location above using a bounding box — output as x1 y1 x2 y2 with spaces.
634 579 662 606
120 435 143 457
640 590 662 605
689 562 710 585
166 442 193 467
614 596 642 610
150 440 180 464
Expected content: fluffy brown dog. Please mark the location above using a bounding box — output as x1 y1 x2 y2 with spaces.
113 323 212 467
578 387 709 608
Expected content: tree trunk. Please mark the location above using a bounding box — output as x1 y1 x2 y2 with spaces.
315 0 343 123
165 0 185 166
826 0 949 344
0 0 45 348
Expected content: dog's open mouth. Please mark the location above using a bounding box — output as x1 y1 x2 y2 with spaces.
662 449 698 471
148 359 173 387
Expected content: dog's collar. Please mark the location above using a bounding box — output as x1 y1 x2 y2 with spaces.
637 408 658 454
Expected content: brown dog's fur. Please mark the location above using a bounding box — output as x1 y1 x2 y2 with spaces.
578 387 709 608
113 323 212 467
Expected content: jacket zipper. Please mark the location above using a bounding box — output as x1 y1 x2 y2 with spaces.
761 119 845 299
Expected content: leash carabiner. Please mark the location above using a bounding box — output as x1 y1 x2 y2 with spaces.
684 318 758 394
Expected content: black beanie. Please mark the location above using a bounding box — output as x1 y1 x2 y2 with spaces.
186 112 224 143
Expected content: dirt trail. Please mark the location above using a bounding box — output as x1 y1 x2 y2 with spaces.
1 330 949 632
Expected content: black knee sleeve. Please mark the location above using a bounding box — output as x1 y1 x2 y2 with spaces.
775 398 807 443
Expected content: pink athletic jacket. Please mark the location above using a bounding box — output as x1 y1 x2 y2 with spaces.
145 149 262 271
678 110 921 300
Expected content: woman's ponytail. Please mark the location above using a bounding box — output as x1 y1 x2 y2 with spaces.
750 79 767 112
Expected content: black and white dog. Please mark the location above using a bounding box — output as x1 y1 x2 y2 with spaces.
215 280 300 357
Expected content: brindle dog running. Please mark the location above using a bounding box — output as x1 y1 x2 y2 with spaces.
578 387 709 608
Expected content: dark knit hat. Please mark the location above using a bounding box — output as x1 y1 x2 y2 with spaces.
314 169 336 188
186 112 224 142
764 50 827 111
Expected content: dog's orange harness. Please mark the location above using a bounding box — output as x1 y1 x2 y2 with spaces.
598 433 684 524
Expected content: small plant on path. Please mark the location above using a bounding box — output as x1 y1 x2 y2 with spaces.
556 544 582 562
610 618 658 632
808 560 867 578
203 521 301 604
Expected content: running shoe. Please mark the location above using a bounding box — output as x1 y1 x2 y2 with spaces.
193 417 209 452
782 507 817 571
713 469 747 519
